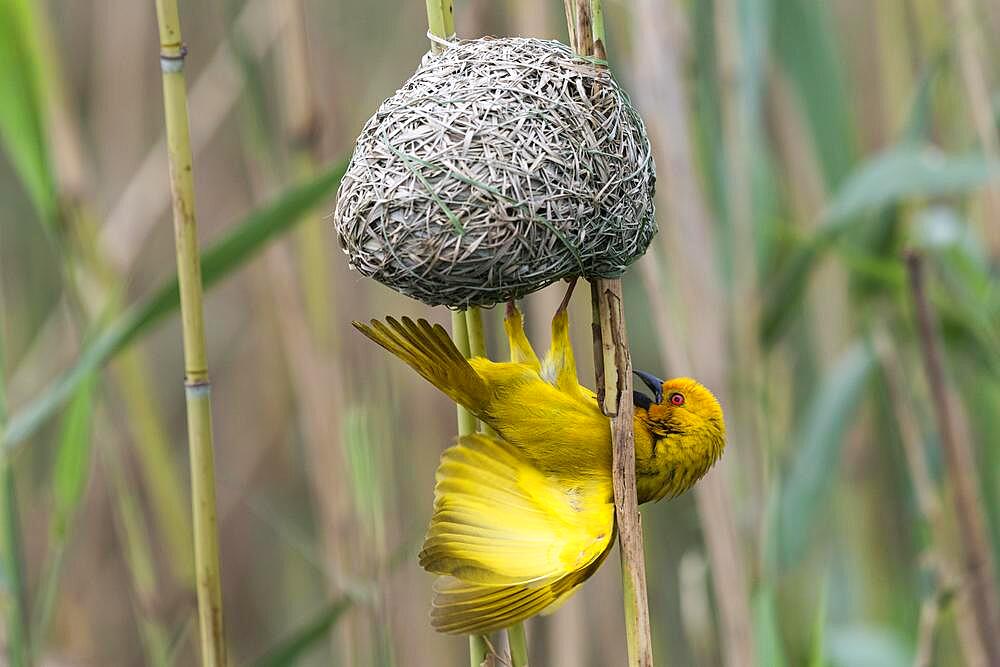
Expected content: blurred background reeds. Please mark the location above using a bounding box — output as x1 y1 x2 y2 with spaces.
0 0 999 665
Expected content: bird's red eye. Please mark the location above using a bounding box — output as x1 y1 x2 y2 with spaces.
669 392 685 406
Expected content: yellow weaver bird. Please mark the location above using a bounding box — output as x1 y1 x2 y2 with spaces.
354 286 726 634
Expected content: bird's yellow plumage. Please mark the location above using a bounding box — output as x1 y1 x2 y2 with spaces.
353 294 726 635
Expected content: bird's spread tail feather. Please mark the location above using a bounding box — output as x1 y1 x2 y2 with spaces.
353 316 490 413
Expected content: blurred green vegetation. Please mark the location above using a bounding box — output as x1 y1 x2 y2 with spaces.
0 0 998 665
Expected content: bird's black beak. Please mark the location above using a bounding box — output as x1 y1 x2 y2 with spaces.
633 369 664 409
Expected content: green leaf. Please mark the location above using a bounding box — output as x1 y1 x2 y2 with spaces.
777 341 877 567
50 373 96 538
0 0 56 225
2 160 347 450
250 597 352 667
823 147 1000 226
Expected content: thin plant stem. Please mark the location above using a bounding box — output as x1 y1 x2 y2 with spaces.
874 326 985 667
507 622 529 667
466 308 500 439
565 3 653 664
154 1 227 664
905 251 1000 664
425 0 455 52
466 307 487 360
451 311 477 437
0 269 29 667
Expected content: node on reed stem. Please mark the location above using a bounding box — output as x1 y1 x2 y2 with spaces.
153 1 227 663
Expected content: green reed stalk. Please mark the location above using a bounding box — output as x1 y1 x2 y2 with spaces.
154 2 227 664
507 621 529 667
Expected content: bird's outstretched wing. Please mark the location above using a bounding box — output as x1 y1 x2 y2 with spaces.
420 434 614 634
353 316 491 413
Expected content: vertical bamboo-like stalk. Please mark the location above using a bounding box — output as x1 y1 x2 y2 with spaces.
154 2 227 665
426 0 456 52
565 2 653 665
905 252 1000 665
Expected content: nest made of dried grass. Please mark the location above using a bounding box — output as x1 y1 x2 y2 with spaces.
333 36 656 308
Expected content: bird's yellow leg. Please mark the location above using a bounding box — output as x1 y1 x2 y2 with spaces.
504 301 541 371
542 279 586 396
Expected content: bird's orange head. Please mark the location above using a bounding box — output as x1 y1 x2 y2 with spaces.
633 371 726 499
633 372 725 430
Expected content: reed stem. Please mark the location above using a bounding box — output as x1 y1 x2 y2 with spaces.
507 621 529 667
565 3 653 664
154 1 227 664
425 0 455 51
905 252 1000 664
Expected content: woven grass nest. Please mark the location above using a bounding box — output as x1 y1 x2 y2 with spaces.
334 36 656 308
